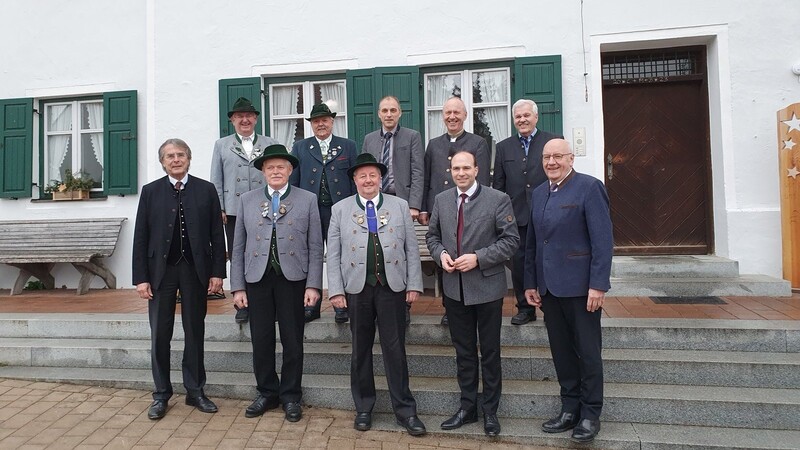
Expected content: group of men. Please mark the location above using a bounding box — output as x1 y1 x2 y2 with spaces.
132 93 613 443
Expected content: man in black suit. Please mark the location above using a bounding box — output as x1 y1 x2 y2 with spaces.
133 138 227 420
492 99 560 325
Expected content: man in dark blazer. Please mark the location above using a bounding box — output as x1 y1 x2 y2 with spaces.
290 102 358 323
426 150 519 437
524 139 613 444
133 138 226 420
230 144 323 423
492 99 561 325
211 97 279 324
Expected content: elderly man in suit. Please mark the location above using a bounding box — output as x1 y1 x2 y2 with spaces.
290 102 358 324
426 150 519 437
210 97 279 324
524 139 613 444
133 138 226 420
362 95 424 324
493 99 561 325
327 153 427 437
230 144 322 422
420 96 491 325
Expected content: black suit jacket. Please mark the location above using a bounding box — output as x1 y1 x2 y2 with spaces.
132 174 226 290
492 130 561 226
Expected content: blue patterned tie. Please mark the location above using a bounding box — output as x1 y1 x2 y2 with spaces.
366 200 378 234
272 191 280 227
519 135 531 156
381 132 393 191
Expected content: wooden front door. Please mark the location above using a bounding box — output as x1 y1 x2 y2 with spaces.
602 47 712 255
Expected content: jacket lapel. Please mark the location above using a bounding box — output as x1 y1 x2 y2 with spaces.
307 138 324 165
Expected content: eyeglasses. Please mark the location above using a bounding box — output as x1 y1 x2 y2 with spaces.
542 153 572 162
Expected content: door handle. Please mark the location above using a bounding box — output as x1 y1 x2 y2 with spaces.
607 153 614 181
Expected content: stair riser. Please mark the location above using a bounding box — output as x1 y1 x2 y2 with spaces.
607 280 791 297
611 261 739 279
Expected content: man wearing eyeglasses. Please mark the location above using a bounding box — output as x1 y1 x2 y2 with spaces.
492 99 561 325
523 139 613 444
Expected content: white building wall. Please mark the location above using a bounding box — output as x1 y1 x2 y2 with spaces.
0 0 798 289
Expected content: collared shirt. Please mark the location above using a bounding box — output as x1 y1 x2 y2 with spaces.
448 129 466 142
358 193 381 209
518 128 538 156
168 175 188 189
238 133 256 159
267 184 288 198
549 168 574 191
455 181 478 210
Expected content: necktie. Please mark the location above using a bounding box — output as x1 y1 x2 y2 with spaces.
366 200 378 234
174 181 183 191
381 132 393 191
519 135 531 156
320 141 329 163
457 193 468 256
272 191 280 227
550 182 558 193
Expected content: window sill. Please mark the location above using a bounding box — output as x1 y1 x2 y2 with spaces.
31 195 108 203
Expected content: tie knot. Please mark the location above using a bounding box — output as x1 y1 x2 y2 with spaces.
550 182 558 192
383 131 393 140
366 200 374 209
174 181 183 191
460 193 468 201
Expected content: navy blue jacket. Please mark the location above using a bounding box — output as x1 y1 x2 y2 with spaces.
289 135 358 204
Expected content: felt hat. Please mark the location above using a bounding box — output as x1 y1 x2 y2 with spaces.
306 103 337 121
347 152 387 178
228 97 260 118
253 144 299 170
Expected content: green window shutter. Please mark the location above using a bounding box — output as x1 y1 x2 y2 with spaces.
103 90 138 195
0 98 33 198
374 66 421 132
219 77 262 138
514 55 563 135
346 69 375 151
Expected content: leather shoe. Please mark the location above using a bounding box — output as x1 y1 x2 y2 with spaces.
304 309 320 323
440 314 449 326
542 412 580 433
185 395 218 413
440 408 477 430
483 414 501 437
334 309 349 324
397 415 426 436
571 418 600 443
510 310 536 325
283 401 302 422
354 412 372 431
235 307 249 324
245 394 279 418
147 400 167 420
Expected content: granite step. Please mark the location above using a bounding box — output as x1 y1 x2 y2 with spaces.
611 255 740 279
607 274 792 297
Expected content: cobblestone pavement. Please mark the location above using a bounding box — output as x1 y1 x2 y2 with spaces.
0 379 555 449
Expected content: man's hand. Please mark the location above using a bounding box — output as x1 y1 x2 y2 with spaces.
525 288 541 307
330 294 347 309
453 254 478 272
441 252 456 273
221 212 228 225
136 282 153 300
304 288 321 307
418 212 429 225
409 208 420 222
406 290 420 304
233 290 248 309
207 277 223 295
587 288 605 312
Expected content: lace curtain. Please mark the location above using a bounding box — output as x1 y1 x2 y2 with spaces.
426 74 461 138
47 104 72 181
319 82 346 137
84 103 104 167
474 71 509 143
272 85 301 147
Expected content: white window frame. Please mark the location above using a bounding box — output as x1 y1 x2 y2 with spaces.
268 79 348 143
43 98 104 191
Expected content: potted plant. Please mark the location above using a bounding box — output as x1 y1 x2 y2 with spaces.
44 169 95 200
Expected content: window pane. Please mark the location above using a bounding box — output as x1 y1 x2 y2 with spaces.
47 135 72 182
81 133 104 188
273 118 304 148
472 71 508 103
314 81 346 113
427 111 445 138
272 85 302 115
426 73 461 107
47 104 72 132
80 102 103 130
473 106 510 145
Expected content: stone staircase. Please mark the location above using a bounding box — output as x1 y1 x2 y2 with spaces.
0 313 799 448
607 255 792 297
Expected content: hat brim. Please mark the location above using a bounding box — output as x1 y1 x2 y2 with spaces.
347 161 387 179
228 110 260 118
254 153 299 170
305 111 337 121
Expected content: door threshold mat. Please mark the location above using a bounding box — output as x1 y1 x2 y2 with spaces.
650 296 727 305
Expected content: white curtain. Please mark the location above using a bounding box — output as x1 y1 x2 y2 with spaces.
85 103 104 167
47 105 72 181
320 83 346 137
426 74 460 139
475 72 510 142
272 86 300 147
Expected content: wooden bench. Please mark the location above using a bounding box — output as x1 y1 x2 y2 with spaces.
0 218 127 295
415 223 440 298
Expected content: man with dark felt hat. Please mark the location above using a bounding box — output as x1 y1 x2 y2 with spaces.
327 152 426 436
289 102 358 324
230 144 323 422
211 96 279 324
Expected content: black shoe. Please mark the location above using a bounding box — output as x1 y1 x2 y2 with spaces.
334 310 349 324
440 314 449 326
483 414 501 437
147 400 167 420
397 415 426 436
185 395 218 413
354 412 372 431
283 402 302 422
510 310 536 325
245 395 279 418
235 307 249 324
440 408 477 430
571 419 601 443
542 412 580 433
304 309 320 323
207 291 226 300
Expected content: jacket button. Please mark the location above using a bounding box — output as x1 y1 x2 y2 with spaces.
290 251 295 256
330 166 334 171
334 178 338 182
289 236 294 240
310 180 315 184
253 252 258 256
446 169 450 172
163 255 167 259
351 262 355 267
544 240 548 244
523 157 527 162
336 191 341 195
312 168 317 172
351 246 356 251
172 208 176 212
526 184 531 188
444 181 449 185
523 171 527 175
394 260 399 264
236 193 240 196
236 178 241 182
447 156 452 160
256 236 260 241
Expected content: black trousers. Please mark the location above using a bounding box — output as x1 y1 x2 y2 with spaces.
348 284 417 419
511 224 535 315
224 215 237 258
443 295 503 415
149 259 207 400
247 269 306 403
540 292 604 420
307 203 345 315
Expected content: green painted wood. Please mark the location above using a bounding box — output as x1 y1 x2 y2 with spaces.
103 91 138 195
514 55 563 135
0 98 33 198
346 69 374 152
374 66 421 132
219 77 262 138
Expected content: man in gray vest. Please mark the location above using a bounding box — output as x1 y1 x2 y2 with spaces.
211 97 278 324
